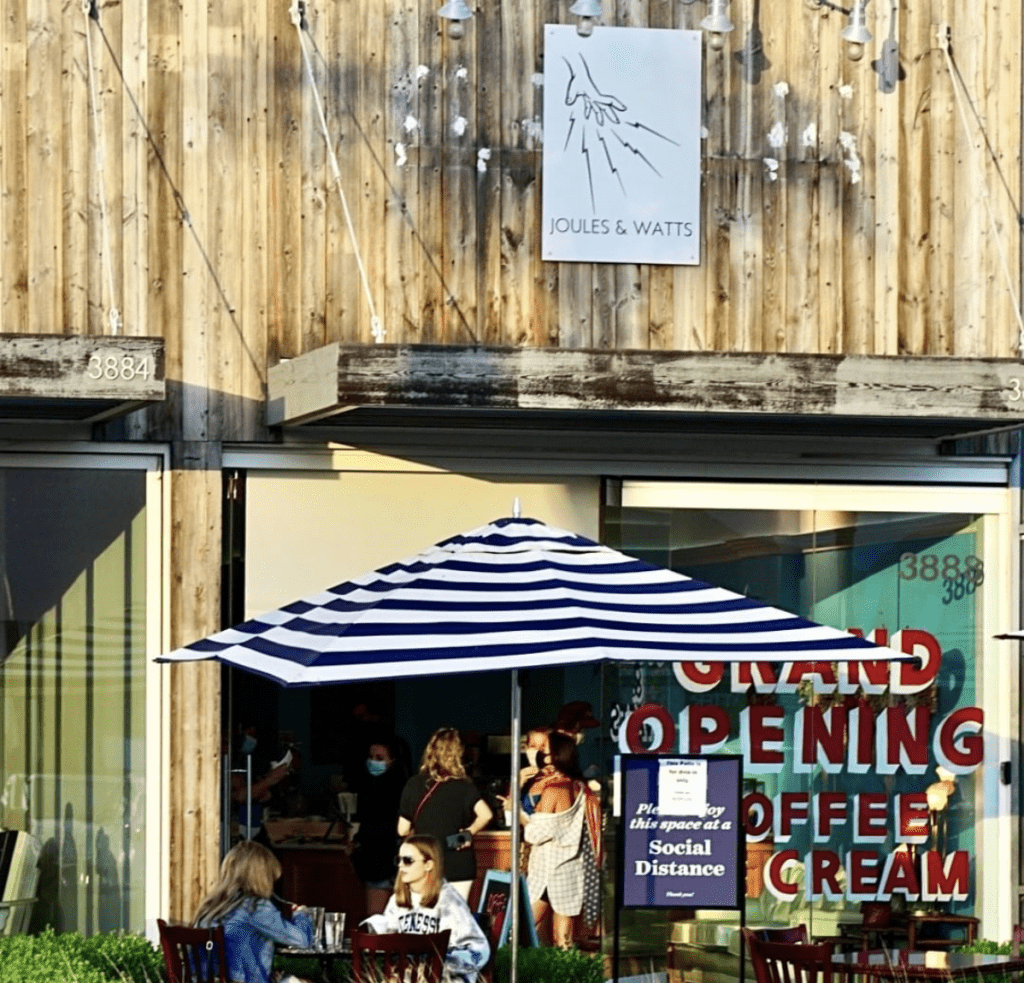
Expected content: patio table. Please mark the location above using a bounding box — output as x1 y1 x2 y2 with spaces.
832 948 1024 981
275 939 351 983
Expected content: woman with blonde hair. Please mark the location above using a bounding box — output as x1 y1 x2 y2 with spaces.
362 835 489 983
193 840 314 983
398 728 492 899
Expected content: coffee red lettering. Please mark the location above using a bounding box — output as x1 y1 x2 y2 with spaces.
896 793 929 843
775 793 809 840
814 793 848 842
743 792 773 840
853 794 888 843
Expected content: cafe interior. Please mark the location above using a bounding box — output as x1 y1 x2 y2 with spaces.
225 661 606 940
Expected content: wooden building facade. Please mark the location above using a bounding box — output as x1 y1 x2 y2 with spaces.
0 0 1023 940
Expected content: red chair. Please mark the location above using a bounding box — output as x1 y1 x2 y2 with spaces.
351 930 451 983
743 929 839 983
157 919 228 983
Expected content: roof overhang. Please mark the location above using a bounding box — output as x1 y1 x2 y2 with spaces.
267 343 1024 442
0 334 165 423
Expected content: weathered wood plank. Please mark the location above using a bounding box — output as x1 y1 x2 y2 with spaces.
2 0 28 335
122 0 148 346
416 0 444 342
180 0 209 440
816 3 841 355
928 0 955 356
167 442 222 921
269 342 1024 424
25 0 61 336
383 0 419 345
208 0 242 440
145 0 183 439
240 0 269 441
0 333 164 398
267 0 301 362
898 0 930 356
62 0 89 338
359 0 387 345
872 0 899 354
299 1 327 353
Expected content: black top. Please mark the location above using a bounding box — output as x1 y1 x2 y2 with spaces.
399 774 482 883
351 765 406 883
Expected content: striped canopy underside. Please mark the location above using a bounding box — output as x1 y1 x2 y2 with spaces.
160 517 902 687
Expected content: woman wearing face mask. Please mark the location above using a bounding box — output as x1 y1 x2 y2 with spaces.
230 725 291 844
351 736 407 914
361 835 489 983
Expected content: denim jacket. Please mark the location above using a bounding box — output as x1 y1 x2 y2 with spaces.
204 898 314 983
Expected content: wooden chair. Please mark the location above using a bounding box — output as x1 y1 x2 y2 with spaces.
351 929 451 983
157 919 228 983
758 925 809 944
743 929 839 983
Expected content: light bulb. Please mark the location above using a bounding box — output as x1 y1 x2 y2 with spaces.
576 15 595 37
845 39 864 61
709 31 726 50
447 18 465 39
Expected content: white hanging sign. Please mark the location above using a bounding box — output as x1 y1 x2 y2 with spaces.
542 25 702 265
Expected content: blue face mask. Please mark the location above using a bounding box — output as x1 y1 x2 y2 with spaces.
241 735 257 755
366 758 389 776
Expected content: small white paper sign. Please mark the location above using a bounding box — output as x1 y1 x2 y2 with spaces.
658 758 708 816
542 25 702 265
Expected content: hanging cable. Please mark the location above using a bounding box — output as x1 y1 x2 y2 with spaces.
82 0 122 335
938 24 1024 357
288 1 384 343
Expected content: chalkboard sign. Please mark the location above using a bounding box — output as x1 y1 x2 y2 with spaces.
477 870 539 948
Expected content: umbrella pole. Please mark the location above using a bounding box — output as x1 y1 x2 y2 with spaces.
509 669 522 983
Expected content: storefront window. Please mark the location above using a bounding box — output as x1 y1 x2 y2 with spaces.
602 500 989 977
0 468 148 934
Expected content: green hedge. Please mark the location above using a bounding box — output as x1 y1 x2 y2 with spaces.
494 945 604 983
0 929 164 983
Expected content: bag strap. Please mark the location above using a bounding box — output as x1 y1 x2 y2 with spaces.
412 778 444 825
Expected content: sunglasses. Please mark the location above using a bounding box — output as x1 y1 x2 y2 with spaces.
396 854 421 867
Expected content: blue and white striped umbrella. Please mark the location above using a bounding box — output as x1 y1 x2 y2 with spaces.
159 516 899 685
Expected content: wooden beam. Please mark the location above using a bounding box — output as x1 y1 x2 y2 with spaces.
0 334 164 400
267 343 1024 426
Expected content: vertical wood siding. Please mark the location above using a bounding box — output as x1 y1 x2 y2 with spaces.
0 0 1017 374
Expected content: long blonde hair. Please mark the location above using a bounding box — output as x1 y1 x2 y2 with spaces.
394 835 444 909
420 727 466 782
193 841 282 925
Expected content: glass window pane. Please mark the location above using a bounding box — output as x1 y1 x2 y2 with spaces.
0 468 147 934
603 504 987 977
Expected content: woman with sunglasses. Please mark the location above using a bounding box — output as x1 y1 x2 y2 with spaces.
362 835 490 983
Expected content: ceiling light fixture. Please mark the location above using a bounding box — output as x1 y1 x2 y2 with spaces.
437 0 473 40
840 0 873 61
701 0 735 51
569 0 603 37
